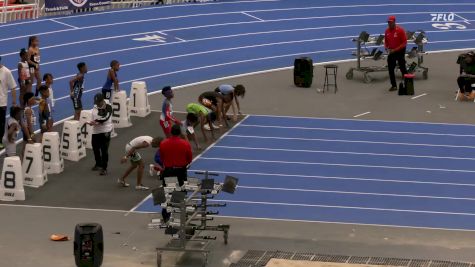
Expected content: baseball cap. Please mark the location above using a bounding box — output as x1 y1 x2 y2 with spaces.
94 93 104 105
387 16 396 22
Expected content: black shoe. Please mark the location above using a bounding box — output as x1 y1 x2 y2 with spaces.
91 165 101 171
389 86 397 91
100 169 108 176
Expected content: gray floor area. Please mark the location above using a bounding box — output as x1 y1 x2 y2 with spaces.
1 50 475 267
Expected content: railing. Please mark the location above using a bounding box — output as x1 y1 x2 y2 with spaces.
0 0 40 23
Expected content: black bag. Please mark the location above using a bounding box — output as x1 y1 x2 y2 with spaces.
405 77 415 95
398 82 406 95
294 57 313 88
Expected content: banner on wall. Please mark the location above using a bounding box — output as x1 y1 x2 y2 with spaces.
44 0 110 12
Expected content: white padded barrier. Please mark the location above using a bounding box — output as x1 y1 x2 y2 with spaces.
22 143 48 188
0 156 25 201
42 132 64 174
111 90 132 128
79 110 93 149
129 81 151 117
61 120 86 161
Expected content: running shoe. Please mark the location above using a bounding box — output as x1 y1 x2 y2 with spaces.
149 164 156 176
100 169 108 176
117 179 130 187
135 185 150 190
91 165 101 171
204 124 211 131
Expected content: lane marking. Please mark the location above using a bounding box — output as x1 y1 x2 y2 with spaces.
187 169 475 187
354 111 371 118
241 12 265 21
128 115 251 213
199 157 475 173
237 185 475 201
238 124 475 137
226 134 475 149
175 37 187 42
212 215 475 232
212 145 475 161
412 93 428 100
209 199 475 216
49 19 79 29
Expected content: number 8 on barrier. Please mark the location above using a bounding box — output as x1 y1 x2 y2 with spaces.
0 156 26 201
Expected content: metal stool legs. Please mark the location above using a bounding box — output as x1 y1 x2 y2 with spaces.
323 65 338 93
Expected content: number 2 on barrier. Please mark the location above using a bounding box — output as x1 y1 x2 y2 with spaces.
112 102 120 117
3 171 16 189
133 93 136 107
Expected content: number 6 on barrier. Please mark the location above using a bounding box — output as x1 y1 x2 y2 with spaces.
0 156 26 201
42 132 64 174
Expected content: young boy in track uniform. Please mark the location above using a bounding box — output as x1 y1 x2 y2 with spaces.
2 107 22 157
69 62 87 120
102 60 120 101
186 103 217 143
119 136 162 190
38 85 53 136
215 84 245 122
181 112 200 150
160 86 181 137
21 92 36 157
43 73 55 108
18 48 31 107
198 90 227 128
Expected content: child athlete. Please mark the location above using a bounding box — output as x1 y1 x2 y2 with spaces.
69 62 87 120
159 86 181 137
102 60 120 101
18 48 31 107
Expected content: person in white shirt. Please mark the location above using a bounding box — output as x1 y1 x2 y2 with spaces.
119 135 162 190
0 56 18 150
88 93 113 176
2 107 22 156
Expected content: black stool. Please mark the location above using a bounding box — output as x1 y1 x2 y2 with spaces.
323 64 338 93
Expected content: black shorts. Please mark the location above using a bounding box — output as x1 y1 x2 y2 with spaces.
71 96 82 110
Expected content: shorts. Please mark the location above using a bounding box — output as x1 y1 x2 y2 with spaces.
18 78 31 86
160 120 172 136
102 89 112 101
71 96 82 110
125 144 142 163
2 137 16 157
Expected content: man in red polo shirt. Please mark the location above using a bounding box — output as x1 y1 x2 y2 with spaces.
385 15 408 91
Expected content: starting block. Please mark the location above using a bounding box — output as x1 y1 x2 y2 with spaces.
42 132 64 174
0 156 25 201
112 90 132 128
79 110 93 149
129 81 151 117
61 120 86 161
23 143 48 188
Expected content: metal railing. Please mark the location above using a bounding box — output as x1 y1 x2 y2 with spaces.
0 0 40 23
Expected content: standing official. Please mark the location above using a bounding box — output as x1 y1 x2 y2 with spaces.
0 56 18 150
385 16 408 91
89 93 113 175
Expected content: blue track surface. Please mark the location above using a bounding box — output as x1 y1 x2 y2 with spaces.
2 0 475 230
1 0 475 123
136 116 475 230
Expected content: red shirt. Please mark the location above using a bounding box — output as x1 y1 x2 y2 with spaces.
384 26 407 50
159 136 192 168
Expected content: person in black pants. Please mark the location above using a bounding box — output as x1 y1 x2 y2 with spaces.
159 124 193 222
0 57 18 150
88 93 113 175
384 16 408 91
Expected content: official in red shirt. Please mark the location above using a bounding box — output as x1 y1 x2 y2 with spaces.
385 15 408 91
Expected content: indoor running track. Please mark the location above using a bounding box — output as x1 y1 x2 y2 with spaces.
136 115 475 231
1 0 475 124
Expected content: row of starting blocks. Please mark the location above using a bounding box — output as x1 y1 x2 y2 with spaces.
0 81 152 201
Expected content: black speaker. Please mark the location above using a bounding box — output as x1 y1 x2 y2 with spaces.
74 223 104 267
294 57 314 88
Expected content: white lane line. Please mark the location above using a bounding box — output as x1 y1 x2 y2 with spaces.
226 134 475 149
127 115 251 213
237 185 475 201
187 169 475 187
199 157 475 173
239 124 475 137
411 93 428 100
212 145 475 161
49 19 79 29
209 199 475 217
242 12 265 21
175 37 187 42
157 31 168 36
354 111 371 118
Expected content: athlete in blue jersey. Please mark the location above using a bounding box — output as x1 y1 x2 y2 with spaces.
69 62 87 120
102 60 120 101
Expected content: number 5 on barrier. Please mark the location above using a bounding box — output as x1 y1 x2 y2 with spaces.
61 120 86 162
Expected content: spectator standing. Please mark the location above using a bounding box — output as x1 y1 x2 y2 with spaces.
102 60 120 101
69 62 87 120
2 107 22 157
89 93 113 175
0 56 18 150
159 124 193 222
384 16 408 91
159 86 181 137
27 36 41 96
18 48 31 107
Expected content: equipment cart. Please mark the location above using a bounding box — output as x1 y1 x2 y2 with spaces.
150 171 238 267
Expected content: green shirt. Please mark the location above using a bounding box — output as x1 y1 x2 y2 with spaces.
186 103 209 115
